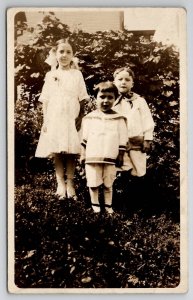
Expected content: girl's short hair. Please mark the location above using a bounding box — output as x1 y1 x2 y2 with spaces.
113 67 135 79
93 81 119 99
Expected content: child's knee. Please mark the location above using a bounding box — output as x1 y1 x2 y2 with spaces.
90 186 98 192
104 186 113 193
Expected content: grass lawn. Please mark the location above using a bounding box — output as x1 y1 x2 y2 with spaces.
14 169 180 289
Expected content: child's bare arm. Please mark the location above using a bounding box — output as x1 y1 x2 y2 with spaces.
42 100 48 132
80 146 86 164
76 99 87 131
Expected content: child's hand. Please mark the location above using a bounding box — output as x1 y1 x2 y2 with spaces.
142 140 152 153
79 155 85 165
42 123 47 133
75 116 83 131
116 153 124 168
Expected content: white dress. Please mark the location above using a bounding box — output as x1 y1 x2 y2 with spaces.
35 68 89 158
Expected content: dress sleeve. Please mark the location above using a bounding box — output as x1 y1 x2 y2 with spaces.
78 71 89 102
139 98 155 140
118 117 128 151
38 72 51 103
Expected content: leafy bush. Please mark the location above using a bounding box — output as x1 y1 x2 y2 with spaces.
14 13 180 202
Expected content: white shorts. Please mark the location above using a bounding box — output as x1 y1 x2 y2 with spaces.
85 163 116 188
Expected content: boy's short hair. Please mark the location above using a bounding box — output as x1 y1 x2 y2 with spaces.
113 67 135 79
93 81 119 99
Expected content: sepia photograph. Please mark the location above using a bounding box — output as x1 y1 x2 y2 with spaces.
7 7 187 293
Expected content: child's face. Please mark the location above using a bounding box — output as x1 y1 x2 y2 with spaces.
114 70 134 94
56 43 73 68
96 91 115 113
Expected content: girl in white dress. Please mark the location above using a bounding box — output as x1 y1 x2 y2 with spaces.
35 39 89 199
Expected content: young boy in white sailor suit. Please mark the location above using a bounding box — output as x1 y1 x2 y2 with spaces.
113 67 155 179
80 81 128 214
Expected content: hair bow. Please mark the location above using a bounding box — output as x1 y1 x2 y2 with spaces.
45 48 79 70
